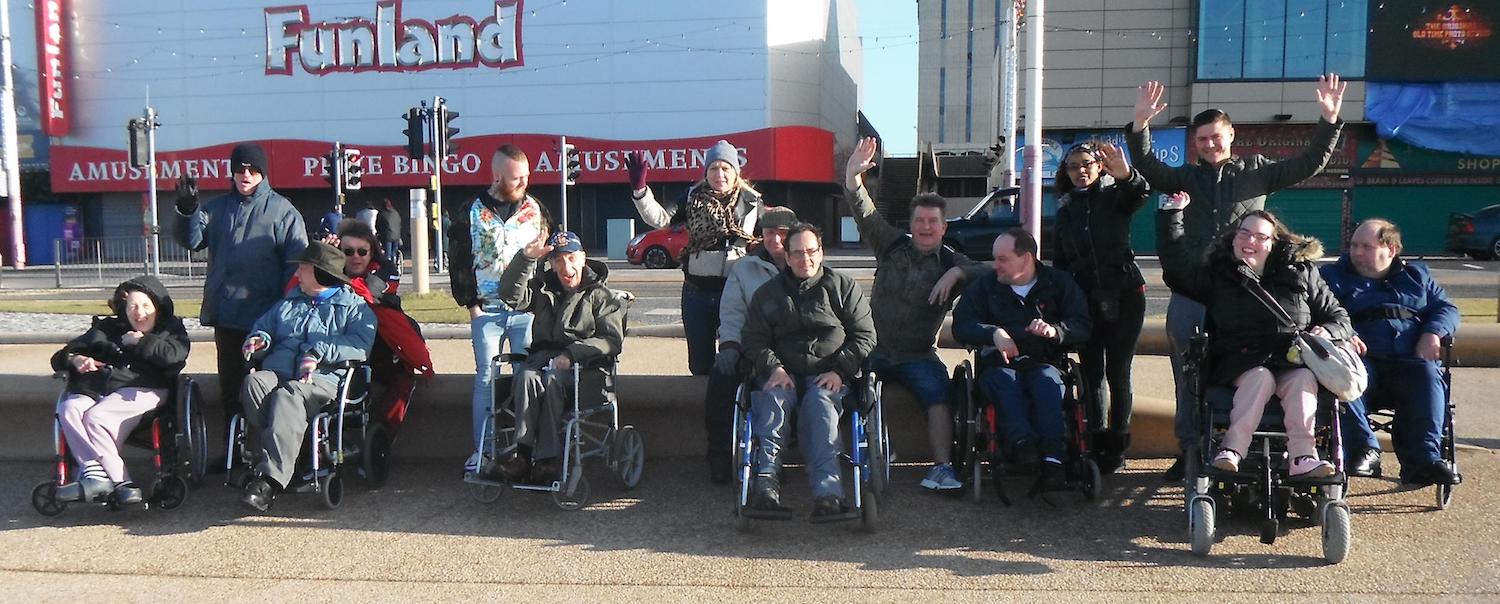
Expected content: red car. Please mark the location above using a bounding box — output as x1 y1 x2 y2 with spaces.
625 224 689 269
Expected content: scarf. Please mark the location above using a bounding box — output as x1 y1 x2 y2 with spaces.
682 183 758 257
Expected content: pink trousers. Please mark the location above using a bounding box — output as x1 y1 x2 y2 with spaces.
1220 367 1321 460
57 388 166 483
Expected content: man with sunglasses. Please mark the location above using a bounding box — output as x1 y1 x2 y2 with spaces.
1129 74 1348 481
174 143 308 446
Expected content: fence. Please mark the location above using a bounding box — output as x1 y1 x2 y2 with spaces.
52 236 209 288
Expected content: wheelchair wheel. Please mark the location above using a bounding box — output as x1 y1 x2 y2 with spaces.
467 480 504 504
179 377 209 487
1321 502 1352 564
859 490 879 533
1188 496 1215 556
319 472 344 510
360 423 393 489
969 457 983 504
1259 517 1279 545
552 472 591 511
611 425 645 490
31 481 67 517
867 397 890 495
1081 458 1102 501
1436 483 1454 510
152 474 189 511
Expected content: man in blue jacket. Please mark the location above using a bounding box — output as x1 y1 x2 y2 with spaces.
175 143 308 438
1321 219 1460 486
953 228 1091 489
238 242 376 512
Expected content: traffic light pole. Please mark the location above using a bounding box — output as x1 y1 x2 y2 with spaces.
144 106 160 276
431 97 446 274
559 135 569 233
332 141 345 214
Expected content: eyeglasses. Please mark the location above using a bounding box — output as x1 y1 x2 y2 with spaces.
232 165 259 175
1235 228 1273 244
1065 160 1099 171
342 247 370 257
787 247 822 260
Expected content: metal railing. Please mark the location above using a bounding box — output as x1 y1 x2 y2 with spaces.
52 236 208 288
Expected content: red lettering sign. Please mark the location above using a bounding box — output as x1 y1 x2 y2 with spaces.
36 0 70 135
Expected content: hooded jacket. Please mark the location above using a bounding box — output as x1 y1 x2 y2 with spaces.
1158 208 1352 384
952 262 1093 365
52 275 191 398
247 284 376 385
1320 255 1459 360
1127 118 1343 261
498 249 626 365
175 179 309 331
1052 171 1151 293
741 265 876 381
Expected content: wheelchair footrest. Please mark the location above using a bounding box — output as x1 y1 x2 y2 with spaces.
1285 471 1346 487
809 509 859 524
739 507 794 521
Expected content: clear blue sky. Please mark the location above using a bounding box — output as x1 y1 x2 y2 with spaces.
852 0 919 155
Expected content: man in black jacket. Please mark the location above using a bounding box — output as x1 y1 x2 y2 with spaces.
1130 74 1348 481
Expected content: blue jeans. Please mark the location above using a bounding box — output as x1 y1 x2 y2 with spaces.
751 376 847 498
1166 293 1207 451
1342 357 1447 467
978 363 1066 459
680 281 721 376
869 353 950 411
470 307 533 450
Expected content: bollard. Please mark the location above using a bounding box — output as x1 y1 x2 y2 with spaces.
410 188 430 295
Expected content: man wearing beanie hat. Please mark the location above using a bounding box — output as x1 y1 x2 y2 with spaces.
237 241 375 512
175 142 308 448
844 136 989 493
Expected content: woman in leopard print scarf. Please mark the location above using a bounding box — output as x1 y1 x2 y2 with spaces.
682 182 760 258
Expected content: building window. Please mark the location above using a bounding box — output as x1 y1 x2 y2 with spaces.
935 177 988 199
1196 0 1366 80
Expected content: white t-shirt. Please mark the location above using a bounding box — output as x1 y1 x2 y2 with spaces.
1009 280 1037 299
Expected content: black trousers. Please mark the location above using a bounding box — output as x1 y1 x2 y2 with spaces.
1080 287 1146 436
702 365 740 460
214 327 251 435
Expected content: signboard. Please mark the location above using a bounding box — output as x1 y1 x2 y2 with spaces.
1231 123 1361 188
35 0 70 136
1016 127 1186 182
1367 1 1500 81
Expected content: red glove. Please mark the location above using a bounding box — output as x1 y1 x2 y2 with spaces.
625 151 649 191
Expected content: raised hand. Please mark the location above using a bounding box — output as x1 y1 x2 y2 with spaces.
174 175 199 214
1133 81 1167 131
523 227 554 260
1315 73 1346 123
1158 191 1191 211
844 136 879 189
1098 142 1131 179
624 151 649 192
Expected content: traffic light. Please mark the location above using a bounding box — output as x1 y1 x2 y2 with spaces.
402 107 425 160
321 147 341 188
127 118 150 168
562 143 581 185
437 105 460 156
342 147 363 191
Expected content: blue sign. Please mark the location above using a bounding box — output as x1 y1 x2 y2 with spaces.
1017 127 1187 182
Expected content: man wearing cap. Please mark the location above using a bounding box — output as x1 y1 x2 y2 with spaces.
175 143 308 443
450 144 550 474
483 231 627 484
238 241 376 512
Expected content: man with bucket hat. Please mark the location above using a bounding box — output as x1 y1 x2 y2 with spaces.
238 241 376 512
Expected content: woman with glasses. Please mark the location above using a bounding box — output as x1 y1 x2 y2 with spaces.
1051 141 1150 474
1157 199 1351 478
320 219 400 303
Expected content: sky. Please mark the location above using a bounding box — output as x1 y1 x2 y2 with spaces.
852 0 919 155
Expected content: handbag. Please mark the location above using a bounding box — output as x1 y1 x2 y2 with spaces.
684 247 744 278
1235 264 1368 401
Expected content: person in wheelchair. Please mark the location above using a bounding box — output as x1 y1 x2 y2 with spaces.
740 224 876 520
239 242 376 512
1158 196 1350 478
1320 219 1460 485
50 275 190 507
484 231 626 485
952 228 1092 490
321 218 400 304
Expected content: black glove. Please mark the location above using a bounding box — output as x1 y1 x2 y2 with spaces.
713 348 740 376
174 175 199 214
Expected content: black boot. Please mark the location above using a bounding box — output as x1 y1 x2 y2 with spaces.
1094 431 1130 475
750 474 786 511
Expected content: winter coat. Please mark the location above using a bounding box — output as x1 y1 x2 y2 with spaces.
718 247 782 347
1320 255 1459 360
1157 208 1352 385
952 263 1092 366
175 179 309 331
448 192 548 309
247 285 376 385
1052 171 1151 294
844 185 986 363
1127 118 1343 260
52 275 191 398
741 266 876 381
631 185 762 291
498 250 626 366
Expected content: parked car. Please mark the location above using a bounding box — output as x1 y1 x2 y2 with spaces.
1447 204 1500 259
941 186 1055 260
626 224 689 269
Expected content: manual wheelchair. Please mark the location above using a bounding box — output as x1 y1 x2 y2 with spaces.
31 373 210 516
948 348 1102 506
1360 335 1459 510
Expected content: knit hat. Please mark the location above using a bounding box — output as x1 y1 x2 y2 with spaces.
290 241 350 285
759 206 798 231
705 140 740 175
229 143 268 175
546 231 584 258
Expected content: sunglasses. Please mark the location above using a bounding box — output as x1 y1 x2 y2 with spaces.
342 247 370 257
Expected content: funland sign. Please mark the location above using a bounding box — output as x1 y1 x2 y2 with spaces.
265 0 524 75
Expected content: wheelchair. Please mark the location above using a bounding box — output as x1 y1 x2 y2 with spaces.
1182 330 1352 564
729 365 890 532
225 360 386 510
1361 335 1458 510
949 348 1101 506
32 373 210 516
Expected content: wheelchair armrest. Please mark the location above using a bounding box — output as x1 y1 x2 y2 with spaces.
579 355 616 370
496 353 528 364
335 359 364 370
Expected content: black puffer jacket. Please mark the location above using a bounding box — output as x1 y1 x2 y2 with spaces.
742 265 876 381
1157 208 1351 385
1052 171 1151 294
51 275 191 397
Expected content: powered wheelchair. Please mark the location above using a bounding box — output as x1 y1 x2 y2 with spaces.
949 348 1101 506
32 373 210 516
1182 330 1352 564
225 360 387 509
729 363 890 532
